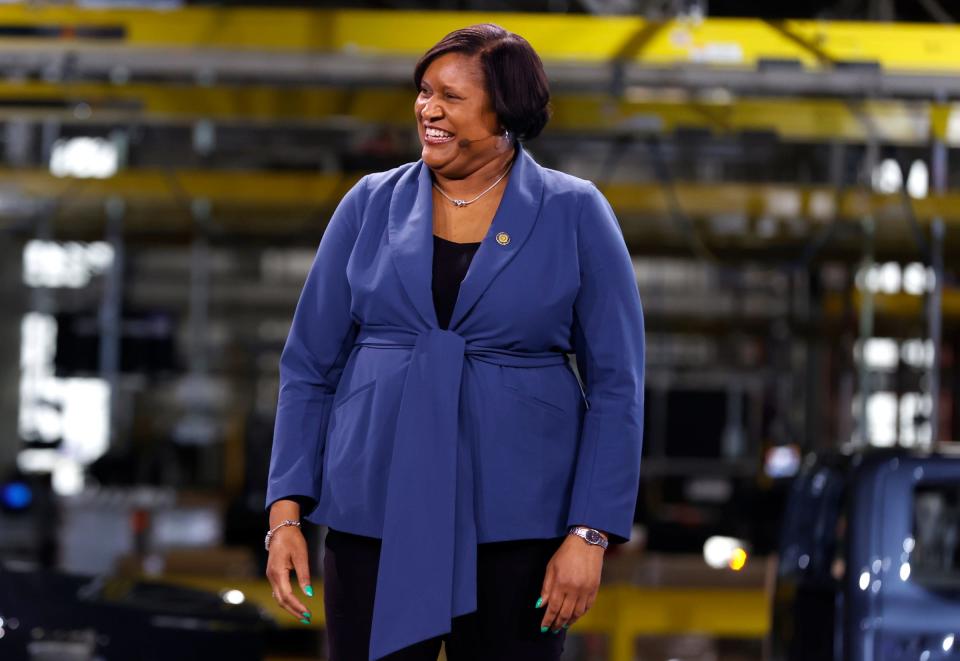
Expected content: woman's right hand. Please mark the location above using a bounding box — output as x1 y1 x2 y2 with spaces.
266 501 315 624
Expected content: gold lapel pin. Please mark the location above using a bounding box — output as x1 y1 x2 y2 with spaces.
495 231 510 245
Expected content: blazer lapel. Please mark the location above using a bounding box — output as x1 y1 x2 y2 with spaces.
388 155 437 327
387 141 546 330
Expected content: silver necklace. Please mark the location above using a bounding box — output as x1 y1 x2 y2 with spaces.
432 160 514 208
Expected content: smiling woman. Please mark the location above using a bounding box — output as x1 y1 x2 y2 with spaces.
413 24 551 238
264 21 645 661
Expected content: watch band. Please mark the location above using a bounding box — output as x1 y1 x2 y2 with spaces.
568 525 609 550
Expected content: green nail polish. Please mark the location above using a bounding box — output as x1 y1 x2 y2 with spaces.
562 623 569 629
535 597 543 608
540 626 549 633
302 611 310 618
552 628 560 634
300 618 311 625
305 585 314 597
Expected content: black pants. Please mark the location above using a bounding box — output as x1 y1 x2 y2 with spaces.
322 527 568 660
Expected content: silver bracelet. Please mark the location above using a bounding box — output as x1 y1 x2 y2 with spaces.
265 519 301 551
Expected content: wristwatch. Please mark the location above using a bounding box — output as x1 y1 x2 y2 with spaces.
568 525 609 550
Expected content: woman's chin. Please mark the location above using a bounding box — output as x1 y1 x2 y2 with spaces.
422 145 458 164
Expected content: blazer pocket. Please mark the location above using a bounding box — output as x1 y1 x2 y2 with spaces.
325 378 377 511
499 365 577 419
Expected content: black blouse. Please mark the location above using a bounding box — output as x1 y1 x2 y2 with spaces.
431 234 482 330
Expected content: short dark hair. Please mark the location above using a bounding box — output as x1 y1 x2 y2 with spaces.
413 23 552 143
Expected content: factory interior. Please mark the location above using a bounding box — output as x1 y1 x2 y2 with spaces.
0 1 959 660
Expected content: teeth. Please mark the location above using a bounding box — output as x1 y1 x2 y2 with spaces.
426 128 454 138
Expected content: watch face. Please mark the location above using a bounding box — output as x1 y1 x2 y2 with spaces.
585 530 601 544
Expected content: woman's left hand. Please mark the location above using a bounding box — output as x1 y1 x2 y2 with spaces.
536 534 605 633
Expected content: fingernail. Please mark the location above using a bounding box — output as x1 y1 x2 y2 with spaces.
305 585 314 597
301 611 310 618
562 623 569 629
540 626 548 633
552 628 560 634
535 597 543 608
300 618 311 625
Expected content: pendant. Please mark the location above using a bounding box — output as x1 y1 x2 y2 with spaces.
453 199 467 207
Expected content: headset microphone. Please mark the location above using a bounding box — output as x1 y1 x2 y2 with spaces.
457 131 506 149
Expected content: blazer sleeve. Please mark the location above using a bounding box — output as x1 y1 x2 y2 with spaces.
565 182 646 545
264 174 368 515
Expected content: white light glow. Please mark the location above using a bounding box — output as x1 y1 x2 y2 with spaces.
17 448 59 473
61 379 110 464
765 445 801 478
49 136 118 179
18 307 112 478
703 536 748 570
906 160 929 199
872 158 903 194
23 240 114 288
863 338 898 371
902 262 929 295
52 456 85 496
866 392 898 447
901 339 934 368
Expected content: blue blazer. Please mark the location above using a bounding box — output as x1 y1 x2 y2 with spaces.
265 140 645 660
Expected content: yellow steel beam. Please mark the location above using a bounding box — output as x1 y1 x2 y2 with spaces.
3 169 959 247
153 572 767 658
4 168 959 225
0 7 958 74
825 290 960 319
0 80 956 145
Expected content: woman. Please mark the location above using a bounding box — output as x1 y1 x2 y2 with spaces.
264 23 645 661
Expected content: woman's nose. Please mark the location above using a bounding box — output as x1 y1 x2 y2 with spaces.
420 99 442 117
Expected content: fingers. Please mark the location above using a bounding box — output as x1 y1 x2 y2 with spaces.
536 563 555 632
266 531 313 624
292 547 314 599
268 561 307 622
537 566 596 633
537 564 569 634
540 590 570 633
565 592 590 628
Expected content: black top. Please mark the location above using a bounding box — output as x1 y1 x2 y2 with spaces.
431 234 482 330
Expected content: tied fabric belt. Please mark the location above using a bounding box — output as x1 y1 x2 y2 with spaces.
353 324 568 661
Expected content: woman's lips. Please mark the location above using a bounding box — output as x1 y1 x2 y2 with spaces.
424 130 456 145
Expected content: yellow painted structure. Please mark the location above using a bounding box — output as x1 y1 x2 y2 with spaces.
0 81 952 145
0 6 955 74
0 9 957 143
2 168 957 232
155 573 769 661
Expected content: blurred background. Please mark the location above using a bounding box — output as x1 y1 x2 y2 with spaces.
0 1 958 660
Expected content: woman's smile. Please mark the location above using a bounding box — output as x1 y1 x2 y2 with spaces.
424 126 456 145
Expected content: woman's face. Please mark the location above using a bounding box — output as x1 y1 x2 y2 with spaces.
414 51 506 176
